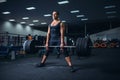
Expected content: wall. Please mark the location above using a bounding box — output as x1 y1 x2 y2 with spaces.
0 21 47 36
90 27 120 43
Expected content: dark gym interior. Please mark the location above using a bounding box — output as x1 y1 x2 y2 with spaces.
0 0 120 80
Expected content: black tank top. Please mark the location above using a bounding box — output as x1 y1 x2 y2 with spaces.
49 22 61 43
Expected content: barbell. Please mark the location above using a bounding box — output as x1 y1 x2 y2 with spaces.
23 37 93 57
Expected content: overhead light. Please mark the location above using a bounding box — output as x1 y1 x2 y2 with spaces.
41 22 47 25
104 5 116 9
9 19 15 21
106 11 116 14
81 18 88 21
58 0 69 5
76 15 85 18
22 17 29 20
2 11 11 14
107 16 116 18
44 14 51 17
29 24 34 26
0 0 6 3
70 10 79 13
26 7 36 10
62 20 66 22
33 20 39 22
20 22 26 24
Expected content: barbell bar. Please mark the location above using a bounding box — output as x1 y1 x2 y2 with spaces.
35 45 93 48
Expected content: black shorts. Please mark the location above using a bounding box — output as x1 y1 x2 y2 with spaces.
44 41 69 57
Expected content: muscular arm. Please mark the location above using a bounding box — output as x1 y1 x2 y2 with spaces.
46 26 50 45
60 22 65 45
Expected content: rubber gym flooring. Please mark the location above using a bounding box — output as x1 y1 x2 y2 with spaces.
0 48 120 80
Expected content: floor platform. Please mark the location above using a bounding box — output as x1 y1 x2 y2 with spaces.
0 48 120 80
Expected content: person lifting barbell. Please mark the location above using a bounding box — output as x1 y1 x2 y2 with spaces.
36 11 75 72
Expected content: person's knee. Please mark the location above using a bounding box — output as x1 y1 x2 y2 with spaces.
45 53 49 57
64 52 69 57
61 50 69 57
44 50 49 57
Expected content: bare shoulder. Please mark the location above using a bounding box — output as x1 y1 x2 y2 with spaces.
60 22 65 27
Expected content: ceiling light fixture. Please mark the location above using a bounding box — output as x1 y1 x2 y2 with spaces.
26 7 36 10
33 20 39 22
44 14 51 17
62 20 66 22
22 17 29 20
29 24 34 26
0 0 6 3
76 15 85 18
2 11 11 14
9 19 15 21
107 16 116 18
81 18 88 21
58 0 69 5
70 10 79 13
41 22 47 25
20 22 26 24
106 11 116 14
104 5 116 9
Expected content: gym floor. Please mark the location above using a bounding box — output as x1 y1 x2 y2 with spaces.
0 48 120 80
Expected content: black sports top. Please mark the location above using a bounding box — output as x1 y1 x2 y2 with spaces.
49 22 61 43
